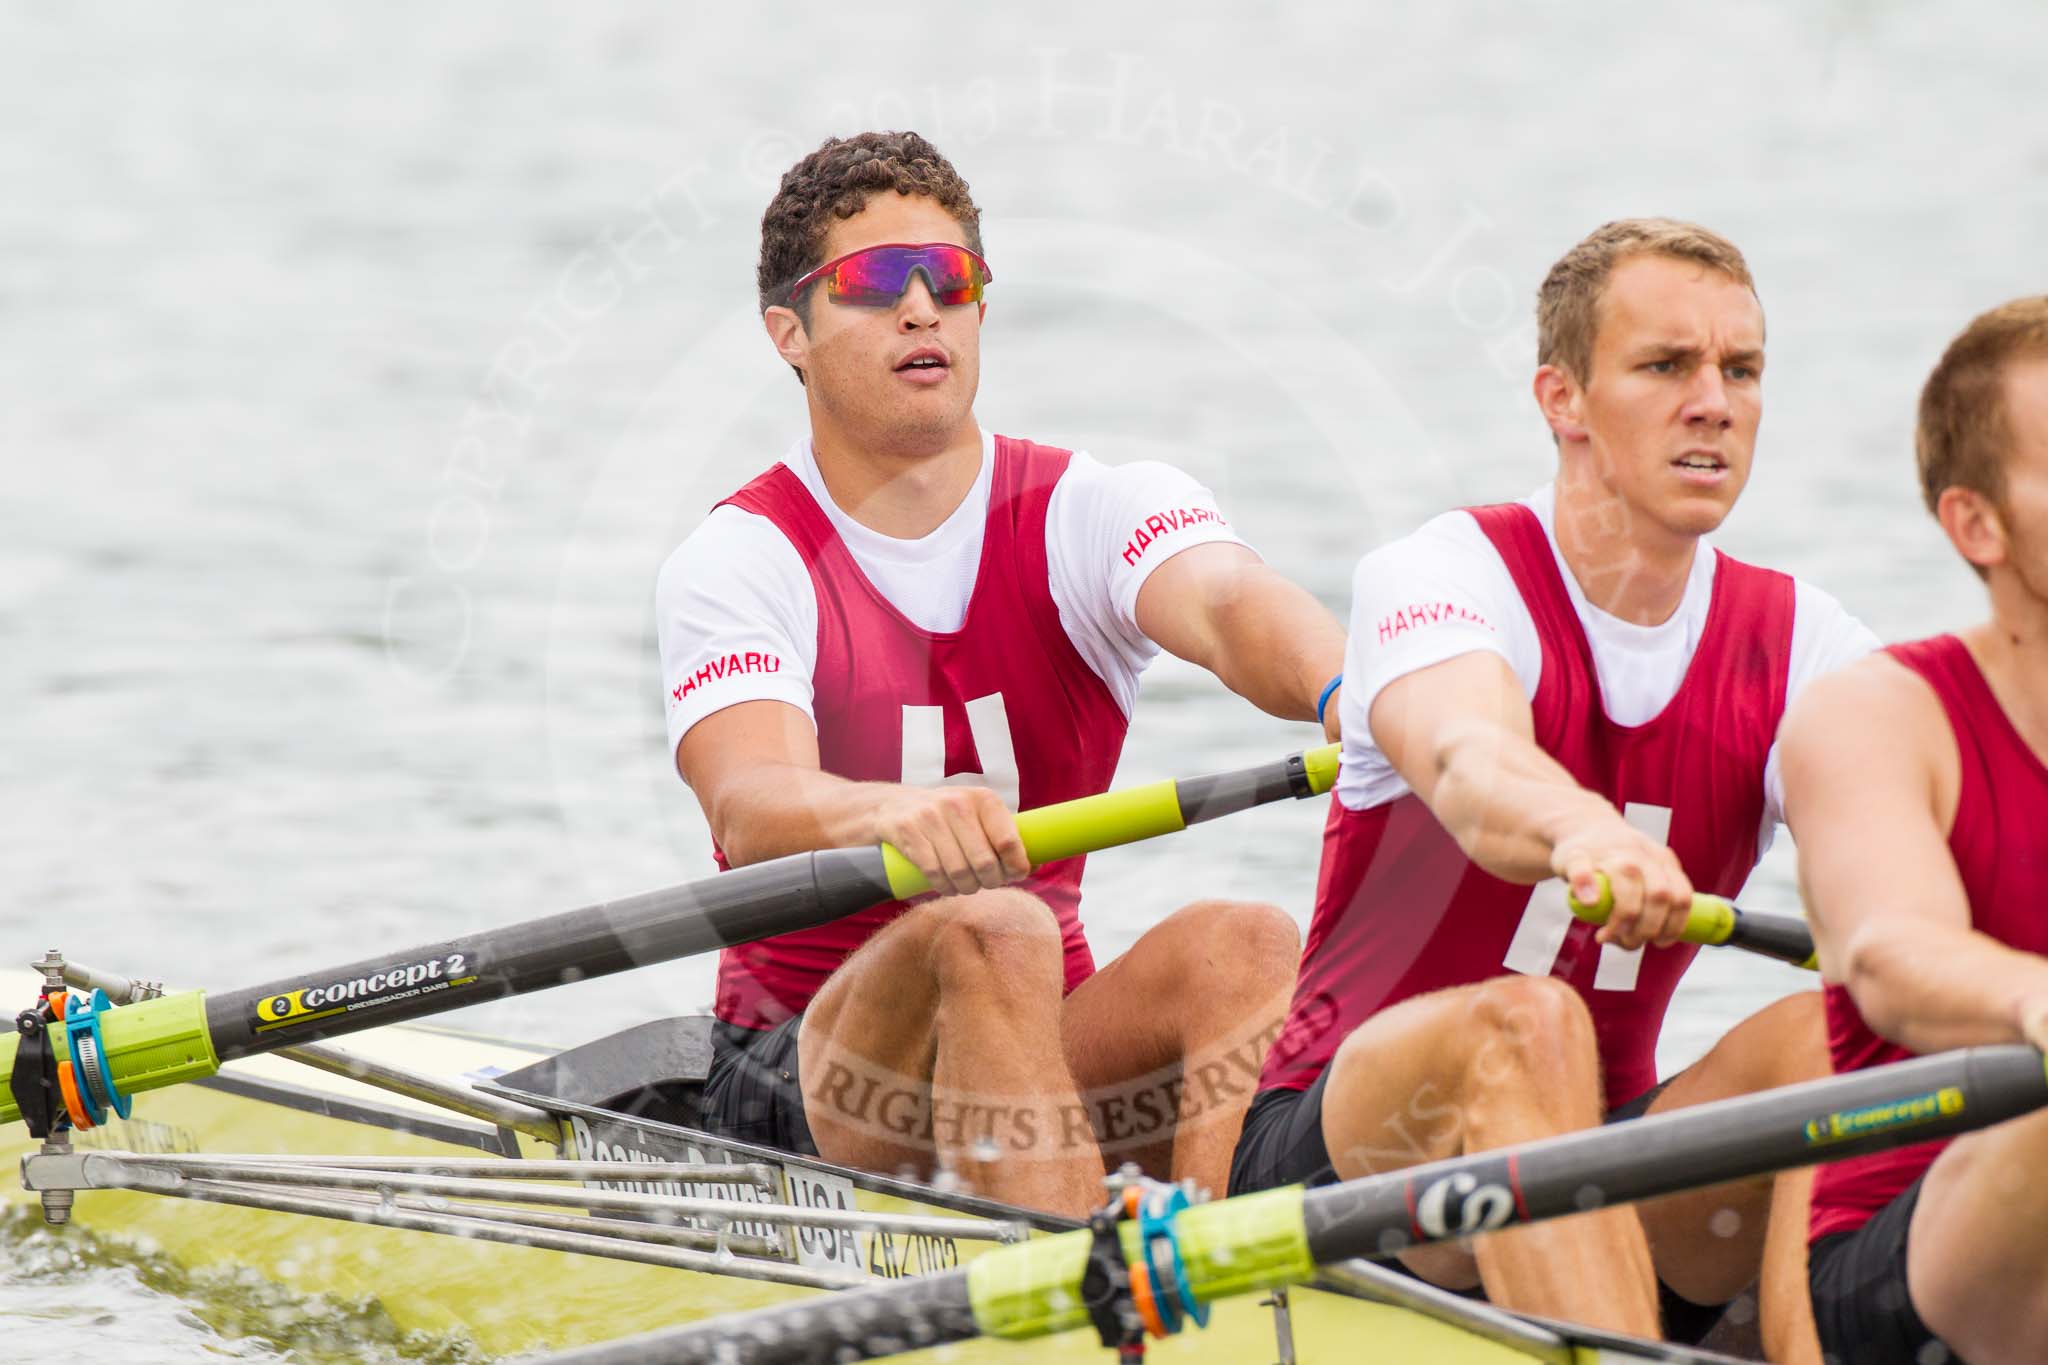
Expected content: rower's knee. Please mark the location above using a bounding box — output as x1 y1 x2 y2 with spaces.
926 889 1065 998
1464 975 1599 1092
1167 899 1300 996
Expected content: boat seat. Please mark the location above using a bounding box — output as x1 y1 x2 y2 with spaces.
492 1015 715 1127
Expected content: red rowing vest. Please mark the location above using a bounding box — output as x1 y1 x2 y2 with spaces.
1261 503 1796 1106
708 437 1130 1030
1809 635 2048 1242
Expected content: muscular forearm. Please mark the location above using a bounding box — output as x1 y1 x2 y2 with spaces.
678 700 1028 895
1429 721 1620 884
705 762 1029 899
1841 920 2048 1053
703 763 894 867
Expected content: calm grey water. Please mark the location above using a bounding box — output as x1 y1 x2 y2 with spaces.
6 2 2045 1356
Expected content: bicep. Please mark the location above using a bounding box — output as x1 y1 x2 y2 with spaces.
1061 455 1250 659
1780 665 1968 976
1131 540 1264 668
675 699 819 802
1366 649 1537 804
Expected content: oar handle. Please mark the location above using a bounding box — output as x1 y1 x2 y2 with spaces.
880 743 1341 899
1567 874 1817 970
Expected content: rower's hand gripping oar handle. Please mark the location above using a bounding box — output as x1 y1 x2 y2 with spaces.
1567 873 1818 970
879 743 1342 899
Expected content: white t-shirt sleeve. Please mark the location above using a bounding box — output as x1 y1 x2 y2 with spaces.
1761 579 1882 826
654 505 819 765
1043 452 1250 714
1334 511 1539 809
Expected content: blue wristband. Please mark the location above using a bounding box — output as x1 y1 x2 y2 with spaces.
1316 673 1344 727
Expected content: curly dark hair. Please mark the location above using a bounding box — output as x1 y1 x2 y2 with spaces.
756 131 983 319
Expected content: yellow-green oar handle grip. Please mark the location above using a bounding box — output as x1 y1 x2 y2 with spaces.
1565 874 1735 945
881 779 1184 899
882 744 1341 900
1567 873 1817 969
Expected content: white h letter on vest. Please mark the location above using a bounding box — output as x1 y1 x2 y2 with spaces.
900 694 1019 809
1501 802 1674 991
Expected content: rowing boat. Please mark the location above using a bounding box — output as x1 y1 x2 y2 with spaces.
1 962 1753 1363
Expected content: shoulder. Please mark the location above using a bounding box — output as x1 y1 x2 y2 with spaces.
1050 449 1215 506
1779 649 1956 836
1704 551 1879 677
1712 553 1861 627
1784 650 1946 760
1352 507 1508 592
711 458 809 515
1788 575 1872 633
660 503 792 576
1784 574 1882 675
1799 647 1940 706
656 505 812 608
1384 505 1497 554
1045 448 1242 580
1344 508 1530 686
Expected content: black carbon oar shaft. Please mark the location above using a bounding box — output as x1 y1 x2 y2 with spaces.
1300 1043 2046 1263
1723 908 1819 968
205 846 894 1061
1176 745 1332 823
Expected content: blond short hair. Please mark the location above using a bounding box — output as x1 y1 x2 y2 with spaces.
1916 296 2048 518
1536 219 1757 382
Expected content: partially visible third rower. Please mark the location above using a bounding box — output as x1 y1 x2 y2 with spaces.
657 132 1344 1217
1784 296 2048 1365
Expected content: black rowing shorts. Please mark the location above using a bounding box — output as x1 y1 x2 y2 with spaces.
1228 1071 1726 1346
697 1015 818 1157
1809 1175 1962 1364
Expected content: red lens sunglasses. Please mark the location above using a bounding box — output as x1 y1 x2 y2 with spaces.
782 242 992 308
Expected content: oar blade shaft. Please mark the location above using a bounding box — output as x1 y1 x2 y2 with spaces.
206 847 893 1060
1300 1043 2048 1267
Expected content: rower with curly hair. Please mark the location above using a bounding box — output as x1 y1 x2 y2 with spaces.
655 131 1344 1216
